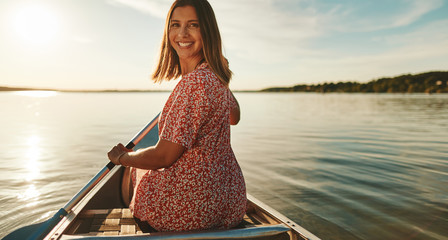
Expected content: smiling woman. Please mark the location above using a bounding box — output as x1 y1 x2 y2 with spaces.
11 4 60 46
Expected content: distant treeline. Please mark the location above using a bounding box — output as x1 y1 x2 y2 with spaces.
262 71 448 93
0 86 39 91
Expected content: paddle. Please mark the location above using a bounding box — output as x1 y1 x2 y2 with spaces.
3 113 160 240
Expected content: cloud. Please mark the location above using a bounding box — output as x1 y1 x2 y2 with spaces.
393 0 444 27
107 0 171 18
220 0 445 66
375 19 448 63
375 19 448 47
211 0 324 64
324 0 444 32
291 19 448 84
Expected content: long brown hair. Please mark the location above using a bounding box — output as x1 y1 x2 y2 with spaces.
152 0 232 86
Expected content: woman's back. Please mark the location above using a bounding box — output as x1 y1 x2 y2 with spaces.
129 63 246 232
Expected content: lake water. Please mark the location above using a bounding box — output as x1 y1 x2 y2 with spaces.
0 91 447 239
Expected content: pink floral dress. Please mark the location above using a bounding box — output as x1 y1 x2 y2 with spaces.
129 63 246 232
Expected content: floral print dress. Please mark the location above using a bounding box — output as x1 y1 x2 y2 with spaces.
129 63 246 232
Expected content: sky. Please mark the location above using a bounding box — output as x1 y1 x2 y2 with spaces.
0 0 447 91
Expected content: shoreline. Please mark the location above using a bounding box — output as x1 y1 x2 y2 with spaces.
1 87 447 94
2 70 447 94
0 86 259 93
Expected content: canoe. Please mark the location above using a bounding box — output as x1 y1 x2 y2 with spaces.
3 115 320 240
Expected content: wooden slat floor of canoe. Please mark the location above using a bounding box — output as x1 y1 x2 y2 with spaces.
64 207 291 239
65 208 153 236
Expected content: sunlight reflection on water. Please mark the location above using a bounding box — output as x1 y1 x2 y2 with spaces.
17 184 39 202
24 135 42 182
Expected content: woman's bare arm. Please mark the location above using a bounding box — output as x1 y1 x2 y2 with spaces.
108 139 185 170
230 91 240 125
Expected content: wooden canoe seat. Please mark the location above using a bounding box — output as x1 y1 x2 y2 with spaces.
62 207 291 239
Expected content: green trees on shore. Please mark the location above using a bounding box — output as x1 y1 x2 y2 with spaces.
262 71 448 93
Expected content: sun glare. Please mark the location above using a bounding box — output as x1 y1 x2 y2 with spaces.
18 184 40 202
12 4 60 46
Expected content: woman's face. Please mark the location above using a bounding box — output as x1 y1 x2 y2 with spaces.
169 6 203 63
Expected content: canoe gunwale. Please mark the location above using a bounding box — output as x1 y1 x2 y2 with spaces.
58 224 291 240
246 195 320 240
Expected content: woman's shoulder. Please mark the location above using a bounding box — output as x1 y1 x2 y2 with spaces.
183 63 217 84
178 63 228 100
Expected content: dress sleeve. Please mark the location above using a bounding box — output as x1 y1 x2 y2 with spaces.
159 80 208 149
